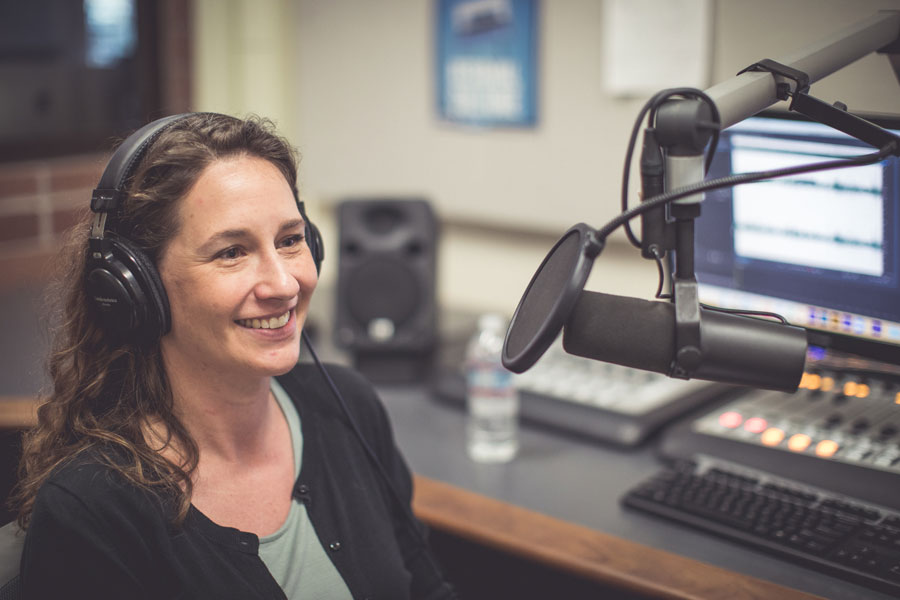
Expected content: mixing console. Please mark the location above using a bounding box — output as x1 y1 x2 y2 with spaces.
654 366 900 511
434 338 724 447
687 369 900 475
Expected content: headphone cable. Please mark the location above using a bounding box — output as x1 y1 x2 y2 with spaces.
301 330 455 592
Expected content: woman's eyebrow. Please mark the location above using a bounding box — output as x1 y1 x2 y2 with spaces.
198 228 251 252
198 218 306 252
280 218 305 233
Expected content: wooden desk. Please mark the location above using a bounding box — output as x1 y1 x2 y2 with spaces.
0 396 35 524
412 475 823 600
0 397 37 430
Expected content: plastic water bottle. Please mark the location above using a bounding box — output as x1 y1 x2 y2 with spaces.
465 314 520 463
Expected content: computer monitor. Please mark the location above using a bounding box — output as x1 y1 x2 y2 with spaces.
694 110 900 366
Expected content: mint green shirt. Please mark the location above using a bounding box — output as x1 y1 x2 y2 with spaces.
257 380 353 599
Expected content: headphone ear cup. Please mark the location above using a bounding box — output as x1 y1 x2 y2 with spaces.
306 220 324 274
85 235 170 341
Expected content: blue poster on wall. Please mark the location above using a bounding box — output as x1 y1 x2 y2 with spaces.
436 0 538 128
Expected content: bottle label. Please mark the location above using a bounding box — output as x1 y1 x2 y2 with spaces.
466 361 514 396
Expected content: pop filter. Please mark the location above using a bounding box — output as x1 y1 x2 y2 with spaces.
502 223 604 373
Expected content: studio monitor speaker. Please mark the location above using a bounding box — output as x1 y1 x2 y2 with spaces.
334 198 438 382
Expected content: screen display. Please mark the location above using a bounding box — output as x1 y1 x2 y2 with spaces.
694 111 900 362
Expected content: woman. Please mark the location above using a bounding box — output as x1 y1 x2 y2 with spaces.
12 113 456 599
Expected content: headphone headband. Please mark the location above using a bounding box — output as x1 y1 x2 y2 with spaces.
91 114 191 215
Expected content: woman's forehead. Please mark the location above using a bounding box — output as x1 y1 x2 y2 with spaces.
175 157 300 236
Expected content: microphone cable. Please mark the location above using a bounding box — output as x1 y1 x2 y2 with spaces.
600 143 893 243
620 87 722 248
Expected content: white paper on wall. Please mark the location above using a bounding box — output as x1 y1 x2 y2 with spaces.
602 0 712 97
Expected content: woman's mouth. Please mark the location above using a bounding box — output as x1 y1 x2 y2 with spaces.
236 310 292 330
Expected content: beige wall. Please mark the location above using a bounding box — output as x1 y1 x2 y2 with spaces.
193 0 296 131
193 0 900 317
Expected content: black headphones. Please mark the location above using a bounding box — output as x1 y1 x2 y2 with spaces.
85 113 324 343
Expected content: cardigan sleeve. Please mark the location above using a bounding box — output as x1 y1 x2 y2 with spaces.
21 467 165 600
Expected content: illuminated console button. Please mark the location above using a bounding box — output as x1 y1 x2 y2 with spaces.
788 433 812 452
718 411 743 429
801 373 821 390
816 439 840 458
744 417 768 434
761 428 785 446
821 377 835 392
837 381 869 398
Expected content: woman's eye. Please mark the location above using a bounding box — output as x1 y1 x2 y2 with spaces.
281 234 305 248
217 246 243 260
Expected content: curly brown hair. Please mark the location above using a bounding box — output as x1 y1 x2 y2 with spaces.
11 113 300 528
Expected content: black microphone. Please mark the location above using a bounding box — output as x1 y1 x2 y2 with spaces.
562 290 808 393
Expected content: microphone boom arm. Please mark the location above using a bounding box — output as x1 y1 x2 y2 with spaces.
649 10 900 380
707 10 900 130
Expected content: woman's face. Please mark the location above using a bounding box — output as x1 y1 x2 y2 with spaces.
157 155 317 383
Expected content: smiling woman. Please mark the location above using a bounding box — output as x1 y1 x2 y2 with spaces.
9 113 457 600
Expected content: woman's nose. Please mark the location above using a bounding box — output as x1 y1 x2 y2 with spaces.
254 252 300 299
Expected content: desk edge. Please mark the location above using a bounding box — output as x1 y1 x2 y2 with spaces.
412 474 824 600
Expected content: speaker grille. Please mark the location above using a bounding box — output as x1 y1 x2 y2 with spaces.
334 198 437 356
346 257 420 328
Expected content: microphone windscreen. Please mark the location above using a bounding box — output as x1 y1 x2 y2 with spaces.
505 230 582 360
503 224 599 373
563 291 674 374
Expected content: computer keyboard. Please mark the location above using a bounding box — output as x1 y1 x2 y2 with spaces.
433 339 726 447
623 457 900 597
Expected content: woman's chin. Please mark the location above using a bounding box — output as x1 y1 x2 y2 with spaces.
261 347 302 376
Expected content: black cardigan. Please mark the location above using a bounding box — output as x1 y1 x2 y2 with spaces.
20 363 456 600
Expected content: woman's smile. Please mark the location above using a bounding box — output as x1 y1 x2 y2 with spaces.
236 309 294 330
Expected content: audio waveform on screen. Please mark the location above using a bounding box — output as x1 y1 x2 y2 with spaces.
730 145 884 277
